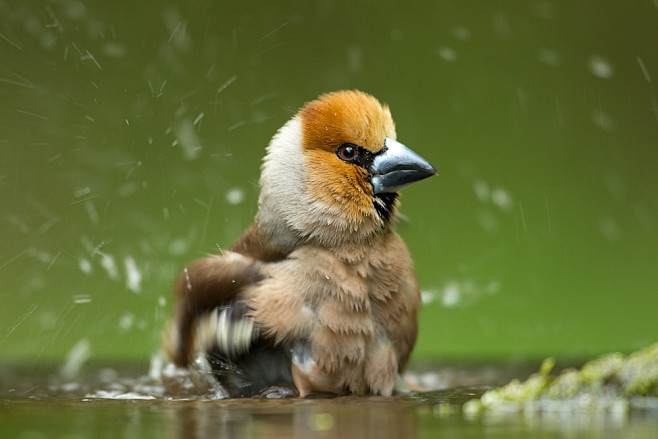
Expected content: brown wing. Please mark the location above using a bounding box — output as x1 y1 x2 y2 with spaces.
164 253 265 367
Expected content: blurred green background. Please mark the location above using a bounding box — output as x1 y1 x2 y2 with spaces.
1 0 656 368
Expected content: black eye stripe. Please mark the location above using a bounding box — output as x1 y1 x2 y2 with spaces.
336 143 375 169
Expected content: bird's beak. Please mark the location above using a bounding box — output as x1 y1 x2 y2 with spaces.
370 138 438 194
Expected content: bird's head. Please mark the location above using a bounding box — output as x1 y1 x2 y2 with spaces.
256 90 437 257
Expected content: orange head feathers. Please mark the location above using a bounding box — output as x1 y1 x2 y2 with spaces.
300 91 396 227
300 90 396 155
255 90 436 260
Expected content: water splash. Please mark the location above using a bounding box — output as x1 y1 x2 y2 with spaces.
175 118 203 161
61 339 91 380
124 256 142 293
226 187 245 205
99 253 118 280
438 47 457 62
588 55 614 79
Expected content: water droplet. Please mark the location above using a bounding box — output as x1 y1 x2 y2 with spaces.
588 55 614 79
491 188 513 211
124 256 142 293
452 26 471 41
226 187 245 205
438 47 457 62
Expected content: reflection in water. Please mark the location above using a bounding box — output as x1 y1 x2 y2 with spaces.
2 364 657 439
4 393 658 439
164 398 418 439
475 410 658 439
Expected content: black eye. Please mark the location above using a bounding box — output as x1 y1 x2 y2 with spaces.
337 143 358 162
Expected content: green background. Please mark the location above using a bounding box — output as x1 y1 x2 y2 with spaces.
1 0 656 367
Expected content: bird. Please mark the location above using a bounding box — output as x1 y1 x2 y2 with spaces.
164 90 437 397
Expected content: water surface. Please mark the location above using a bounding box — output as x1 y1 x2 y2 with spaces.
3 362 658 439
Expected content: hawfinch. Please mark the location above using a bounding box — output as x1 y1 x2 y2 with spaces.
165 90 437 397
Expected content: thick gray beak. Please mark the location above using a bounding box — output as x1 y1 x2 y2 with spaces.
370 138 437 194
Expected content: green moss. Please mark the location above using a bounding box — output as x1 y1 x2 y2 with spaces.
580 352 624 383
617 343 658 397
545 368 584 400
465 343 658 414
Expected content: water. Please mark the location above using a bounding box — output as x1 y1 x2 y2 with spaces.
7 398 656 439
3 363 657 439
